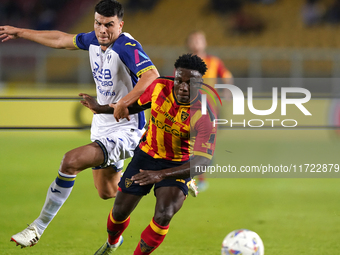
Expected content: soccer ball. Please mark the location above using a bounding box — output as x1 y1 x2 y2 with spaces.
221 229 264 255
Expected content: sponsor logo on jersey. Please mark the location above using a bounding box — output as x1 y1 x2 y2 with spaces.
125 42 136 46
134 49 151 66
151 116 189 138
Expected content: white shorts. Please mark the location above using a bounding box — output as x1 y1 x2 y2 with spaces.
91 128 145 171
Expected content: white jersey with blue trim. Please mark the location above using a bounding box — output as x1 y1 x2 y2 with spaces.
73 31 156 135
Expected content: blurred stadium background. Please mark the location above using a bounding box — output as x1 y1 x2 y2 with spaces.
1 0 340 86
1 0 340 128
2 0 340 254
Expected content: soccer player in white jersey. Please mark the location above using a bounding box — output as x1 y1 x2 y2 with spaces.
0 0 160 249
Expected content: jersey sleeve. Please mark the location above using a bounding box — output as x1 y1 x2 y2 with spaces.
73 31 98 51
217 58 233 79
137 79 158 106
117 38 156 77
192 109 217 160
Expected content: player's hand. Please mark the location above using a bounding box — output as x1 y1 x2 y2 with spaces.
111 100 130 122
79 93 100 114
0 26 20 42
131 169 164 185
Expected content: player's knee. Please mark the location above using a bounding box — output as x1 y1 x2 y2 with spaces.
154 209 174 226
112 209 130 222
96 183 118 200
60 152 80 175
98 189 117 200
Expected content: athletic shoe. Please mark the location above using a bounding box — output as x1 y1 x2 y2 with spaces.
188 179 198 197
94 236 123 255
10 223 41 248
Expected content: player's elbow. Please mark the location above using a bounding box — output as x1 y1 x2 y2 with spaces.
54 32 76 50
191 156 212 177
142 68 159 82
149 68 160 79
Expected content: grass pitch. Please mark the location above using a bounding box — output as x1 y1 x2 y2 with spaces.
1 129 340 254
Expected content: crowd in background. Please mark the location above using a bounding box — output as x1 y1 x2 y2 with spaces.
0 0 68 30
302 0 340 27
2 0 340 33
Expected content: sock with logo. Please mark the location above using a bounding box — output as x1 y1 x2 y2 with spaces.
107 209 130 245
133 218 169 255
33 170 76 235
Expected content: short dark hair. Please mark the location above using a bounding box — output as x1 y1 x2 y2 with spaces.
95 0 124 20
174 53 207 76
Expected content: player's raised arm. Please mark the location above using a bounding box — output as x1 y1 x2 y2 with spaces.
0 25 77 50
113 68 159 121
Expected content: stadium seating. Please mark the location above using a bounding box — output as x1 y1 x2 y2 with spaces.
2 0 340 84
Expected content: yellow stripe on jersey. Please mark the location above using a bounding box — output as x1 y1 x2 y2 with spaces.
190 109 202 129
136 65 156 77
204 57 218 78
150 220 169 235
73 35 79 49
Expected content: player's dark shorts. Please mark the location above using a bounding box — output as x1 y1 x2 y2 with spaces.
118 146 191 196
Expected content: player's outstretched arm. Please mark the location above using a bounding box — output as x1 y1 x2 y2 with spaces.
79 93 150 115
113 68 159 121
131 156 211 185
0 25 77 50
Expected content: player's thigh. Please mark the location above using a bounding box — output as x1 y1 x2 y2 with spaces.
154 186 186 225
61 142 104 172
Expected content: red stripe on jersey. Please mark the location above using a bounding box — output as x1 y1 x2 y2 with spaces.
154 79 172 106
164 130 174 160
163 117 175 160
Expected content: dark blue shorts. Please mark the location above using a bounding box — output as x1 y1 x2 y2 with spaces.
118 147 191 196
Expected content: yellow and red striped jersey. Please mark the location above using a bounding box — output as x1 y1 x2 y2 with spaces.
137 77 217 162
202 55 232 79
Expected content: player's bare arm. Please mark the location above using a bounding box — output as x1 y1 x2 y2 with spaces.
113 68 159 121
131 156 211 186
80 93 150 115
0 25 77 50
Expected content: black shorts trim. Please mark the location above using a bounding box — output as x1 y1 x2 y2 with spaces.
92 140 108 169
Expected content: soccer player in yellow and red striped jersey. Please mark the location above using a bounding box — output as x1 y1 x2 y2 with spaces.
186 30 233 191
90 54 217 255
137 76 215 163
186 30 233 86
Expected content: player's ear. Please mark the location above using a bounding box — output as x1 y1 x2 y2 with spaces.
119 20 124 33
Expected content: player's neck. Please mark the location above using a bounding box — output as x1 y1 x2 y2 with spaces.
195 51 207 59
101 45 109 52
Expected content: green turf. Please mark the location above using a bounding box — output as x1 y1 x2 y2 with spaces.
1 130 340 254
